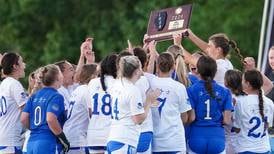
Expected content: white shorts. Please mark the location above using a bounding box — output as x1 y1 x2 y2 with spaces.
0 146 22 153
67 147 88 154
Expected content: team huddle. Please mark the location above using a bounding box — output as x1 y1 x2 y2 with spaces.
0 29 274 154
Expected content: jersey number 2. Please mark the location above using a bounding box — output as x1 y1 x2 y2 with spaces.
248 116 267 138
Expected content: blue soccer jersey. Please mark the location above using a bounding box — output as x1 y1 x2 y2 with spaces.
23 87 66 141
187 80 233 127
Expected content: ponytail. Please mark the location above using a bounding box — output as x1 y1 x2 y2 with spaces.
100 72 107 91
258 88 264 119
175 54 190 87
205 76 215 98
229 40 244 63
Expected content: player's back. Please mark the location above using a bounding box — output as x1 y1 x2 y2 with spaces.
87 76 115 146
27 87 65 141
63 85 90 147
234 95 274 153
145 73 191 152
0 77 27 146
187 80 232 127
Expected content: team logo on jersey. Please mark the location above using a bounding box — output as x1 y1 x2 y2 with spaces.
21 92 28 99
137 102 143 109
52 104 59 111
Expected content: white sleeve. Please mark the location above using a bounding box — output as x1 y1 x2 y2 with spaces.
178 85 192 113
11 81 27 107
129 87 145 116
86 86 93 109
84 88 92 110
268 102 274 127
233 101 242 128
143 73 157 85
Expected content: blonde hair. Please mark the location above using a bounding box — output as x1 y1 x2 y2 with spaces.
167 45 189 87
118 56 140 79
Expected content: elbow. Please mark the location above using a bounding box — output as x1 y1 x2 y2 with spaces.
132 114 146 125
20 113 29 129
223 117 231 125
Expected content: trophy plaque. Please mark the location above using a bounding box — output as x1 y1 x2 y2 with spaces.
146 4 192 42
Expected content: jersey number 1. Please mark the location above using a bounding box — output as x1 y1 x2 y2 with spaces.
204 99 212 120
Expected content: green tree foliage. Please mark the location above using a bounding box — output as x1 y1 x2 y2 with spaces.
0 0 264 86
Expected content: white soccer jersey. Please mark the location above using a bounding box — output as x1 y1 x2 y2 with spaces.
87 76 115 147
215 59 233 87
58 84 77 110
0 77 28 146
144 73 191 152
107 78 144 147
63 85 91 147
135 76 152 132
233 95 274 153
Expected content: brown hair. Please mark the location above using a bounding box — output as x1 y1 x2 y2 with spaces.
1 52 20 75
197 56 217 98
209 33 243 62
224 69 246 96
243 70 264 119
79 64 98 84
157 52 174 73
41 64 60 86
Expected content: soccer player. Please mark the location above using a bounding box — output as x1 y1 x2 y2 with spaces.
87 54 117 154
63 64 98 154
174 30 244 87
187 55 233 154
233 70 274 153
145 53 192 154
224 69 246 154
0 52 28 154
21 64 70 154
133 47 153 154
107 55 159 153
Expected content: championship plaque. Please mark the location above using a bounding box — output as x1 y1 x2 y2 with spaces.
146 4 192 42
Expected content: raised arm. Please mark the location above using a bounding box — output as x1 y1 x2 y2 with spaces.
173 33 198 66
243 57 273 94
185 29 209 53
146 40 159 74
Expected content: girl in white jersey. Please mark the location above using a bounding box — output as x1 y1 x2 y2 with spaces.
87 54 118 154
174 30 243 87
224 69 246 154
233 70 274 153
0 52 28 154
107 55 160 154
63 64 98 154
145 52 192 154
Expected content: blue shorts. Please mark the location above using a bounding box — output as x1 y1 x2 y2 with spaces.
88 146 106 153
238 152 270 154
137 131 153 153
188 126 225 154
107 141 136 154
27 139 59 154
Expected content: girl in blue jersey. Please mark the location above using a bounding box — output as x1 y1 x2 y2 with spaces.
21 64 70 154
187 55 233 154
